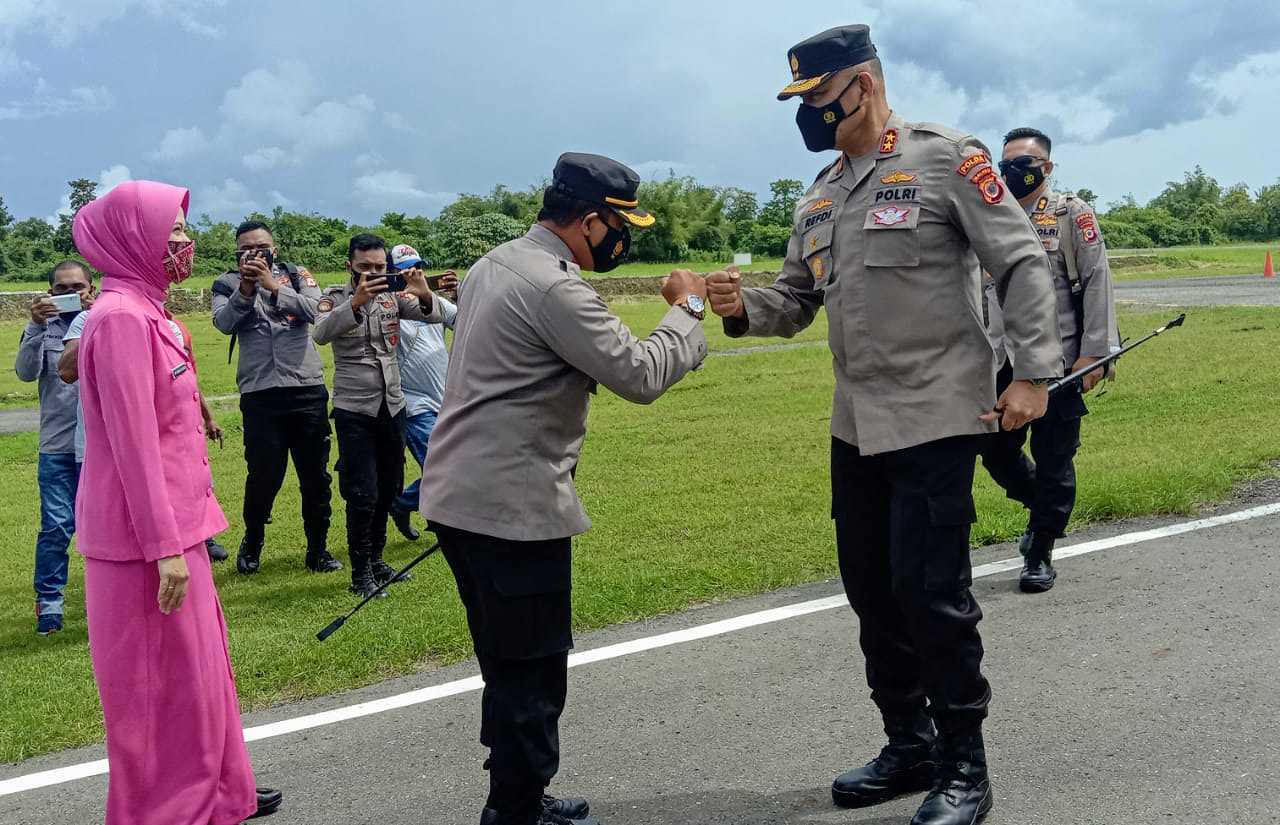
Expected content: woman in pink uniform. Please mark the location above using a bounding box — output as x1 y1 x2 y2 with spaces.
72 180 282 825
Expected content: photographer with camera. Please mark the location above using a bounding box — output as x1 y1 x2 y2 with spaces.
16 260 95 635
385 243 459 542
211 221 340 576
313 233 444 598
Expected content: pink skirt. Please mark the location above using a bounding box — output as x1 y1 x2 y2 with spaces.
84 545 257 825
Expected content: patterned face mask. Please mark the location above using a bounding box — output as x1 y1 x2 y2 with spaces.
163 239 196 283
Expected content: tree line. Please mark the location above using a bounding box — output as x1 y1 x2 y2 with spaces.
1 166 1277 281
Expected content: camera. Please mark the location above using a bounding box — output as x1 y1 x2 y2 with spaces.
382 270 408 293
49 293 83 314
238 248 275 271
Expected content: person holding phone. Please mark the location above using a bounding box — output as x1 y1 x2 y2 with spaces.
211 220 340 576
313 233 444 598
15 260 95 635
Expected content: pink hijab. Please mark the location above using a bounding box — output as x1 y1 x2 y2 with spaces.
72 180 190 304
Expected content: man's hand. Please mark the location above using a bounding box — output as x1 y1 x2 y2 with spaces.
239 254 277 296
1071 356 1105 393
403 268 434 303
30 296 58 326
204 414 224 450
156 554 191 615
660 269 708 307
706 266 745 319
79 289 96 311
980 379 1048 431
436 270 460 297
352 274 388 309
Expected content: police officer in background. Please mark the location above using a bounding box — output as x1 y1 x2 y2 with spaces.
420 153 708 825
313 233 444 598
705 26 1063 825
212 220 341 575
981 128 1119 593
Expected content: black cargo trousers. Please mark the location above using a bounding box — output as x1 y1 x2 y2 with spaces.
833 434 991 737
434 523 573 825
979 362 1087 538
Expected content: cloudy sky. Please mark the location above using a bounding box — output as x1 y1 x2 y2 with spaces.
1 0 1277 224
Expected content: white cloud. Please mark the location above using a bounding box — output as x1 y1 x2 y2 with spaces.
355 152 385 170
50 164 132 222
197 178 261 219
0 78 114 120
220 62 379 155
152 126 212 162
353 169 456 214
242 146 295 172
0 45 34 77
266 190 294 208
0 1 225 46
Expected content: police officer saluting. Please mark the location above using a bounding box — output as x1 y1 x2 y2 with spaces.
705 26 1063 825
420 153 708 825
314 233 444 598
212 221 340 575
981 128 1119 592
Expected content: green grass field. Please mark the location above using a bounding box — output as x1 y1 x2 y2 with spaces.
1 302 1277 763
1 241 1274 295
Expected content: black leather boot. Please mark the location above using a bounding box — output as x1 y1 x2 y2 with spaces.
304 522 341 573
542 794 590 820
910 731 992 825
833 713 937 808
245 786 283 819
348 553 388 599
1018 529 1058 593
390 506 420 541
236 531 264 575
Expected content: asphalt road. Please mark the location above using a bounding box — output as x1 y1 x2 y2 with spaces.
3 500 1277 825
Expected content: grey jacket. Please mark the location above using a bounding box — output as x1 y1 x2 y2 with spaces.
16 316 79 455
312 281 444 417
211 265 327 394
725 113 1063 455
420 224 708 541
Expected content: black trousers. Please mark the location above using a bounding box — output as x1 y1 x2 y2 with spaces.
979 362 1086 538
833 434 991 735
240 385 333 550
435 523 573 823
333 404 405 566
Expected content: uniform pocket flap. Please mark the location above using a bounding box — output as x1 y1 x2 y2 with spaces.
927 494 977 526
801 221 835 257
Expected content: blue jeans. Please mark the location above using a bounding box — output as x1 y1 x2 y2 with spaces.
35 453 81 617
394 409 437 515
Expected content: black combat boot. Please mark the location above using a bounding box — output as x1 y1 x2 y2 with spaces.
833 713 937 808
910 730 992 825
369 524 411 587
1018 529 1058 593
348 552 388 599
542 794 590 820
236 530 265 575
304 522 342 573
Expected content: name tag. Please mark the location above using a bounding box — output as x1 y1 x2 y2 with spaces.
171 364 188 380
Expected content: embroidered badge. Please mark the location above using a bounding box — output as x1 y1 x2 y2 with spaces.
1036 196 1049 212
318 297 334 313
956 152 991 178
971 168 1004 205
874 186 920 204
1033 214 1058 227
807 199 834 213
812 257 825 280
871 205 911 226
880 129 899 154
880 170 917 184
1076 213 1100 244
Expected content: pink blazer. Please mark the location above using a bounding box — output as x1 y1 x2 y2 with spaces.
76 283 227 562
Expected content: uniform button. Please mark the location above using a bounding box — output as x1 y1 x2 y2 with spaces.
206 487 213 497
202 456 209 466
197 424 204 434
192 392 200 402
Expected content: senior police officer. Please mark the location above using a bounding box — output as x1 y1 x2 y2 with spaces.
981 128 1119 593
420 153 708 825
314 233 444 598
705 26 1063 825
212 220 341 575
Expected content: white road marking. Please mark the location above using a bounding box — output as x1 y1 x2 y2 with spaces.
3 501 1277 798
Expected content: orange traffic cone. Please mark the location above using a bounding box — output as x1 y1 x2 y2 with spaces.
1265 251 1276 279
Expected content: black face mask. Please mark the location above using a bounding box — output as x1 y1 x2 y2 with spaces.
795 75 861 152
587 217 631 273
998 156 1047 200
59 311 82 325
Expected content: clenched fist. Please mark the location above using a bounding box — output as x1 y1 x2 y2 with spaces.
660 269 707 306
706 266 745 319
